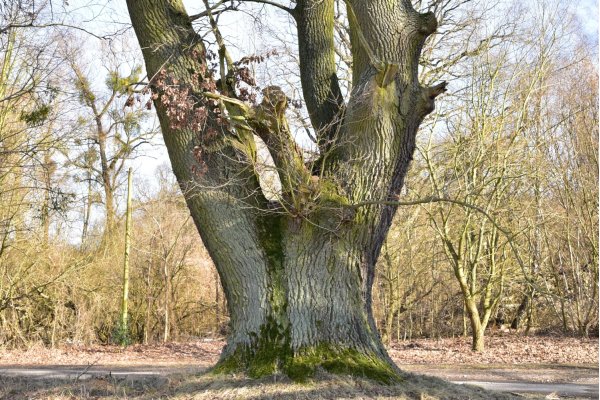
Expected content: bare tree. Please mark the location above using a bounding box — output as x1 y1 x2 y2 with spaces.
64 43 155 234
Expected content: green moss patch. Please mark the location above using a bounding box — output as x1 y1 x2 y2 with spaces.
214 339 400 385
212 316 291 379
284 344 400 384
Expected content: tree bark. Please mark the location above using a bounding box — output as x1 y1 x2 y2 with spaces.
126 0 444 382
511 292 532 330
465 296 485 352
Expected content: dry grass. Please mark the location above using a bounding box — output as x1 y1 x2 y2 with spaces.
1 335 594 399
0 374 163 399
0 369 531 400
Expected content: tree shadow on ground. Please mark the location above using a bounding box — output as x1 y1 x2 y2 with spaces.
0 368 542 399
0 373 167 400
168 370 530 400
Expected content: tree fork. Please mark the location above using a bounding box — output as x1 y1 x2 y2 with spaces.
127 0 445 384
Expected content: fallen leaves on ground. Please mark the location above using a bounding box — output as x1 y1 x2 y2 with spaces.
0 338 223 367
388 335 598 365
0 334 596 367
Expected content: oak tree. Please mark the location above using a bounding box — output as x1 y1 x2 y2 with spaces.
127 0 447 381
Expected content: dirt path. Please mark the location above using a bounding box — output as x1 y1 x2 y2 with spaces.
400 364 598 398
398 363 598 385
0 363 597 398
0 336 596 399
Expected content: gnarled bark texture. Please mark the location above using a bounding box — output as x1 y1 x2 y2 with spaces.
126 0 445 382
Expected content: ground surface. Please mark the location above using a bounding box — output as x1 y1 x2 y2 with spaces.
0 335 597 399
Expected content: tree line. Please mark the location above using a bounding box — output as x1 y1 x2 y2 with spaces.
0 0 596 354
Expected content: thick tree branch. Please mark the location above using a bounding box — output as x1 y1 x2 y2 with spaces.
418 81 448 116
295 0 344 159
426 81 448 98
206 88 313 206
126 0 265 204
251 87 311 198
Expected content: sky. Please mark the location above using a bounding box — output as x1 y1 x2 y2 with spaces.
49 0 600 241
575 0 599 41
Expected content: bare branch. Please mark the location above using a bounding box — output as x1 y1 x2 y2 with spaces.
243 0 294 14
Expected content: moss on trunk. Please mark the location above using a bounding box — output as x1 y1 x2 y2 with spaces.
214 334 400 384
284 344 400 384
213 316 291 378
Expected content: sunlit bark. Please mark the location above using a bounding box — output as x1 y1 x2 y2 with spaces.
127 0 444 380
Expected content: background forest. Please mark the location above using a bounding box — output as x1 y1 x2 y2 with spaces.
0 0 597 349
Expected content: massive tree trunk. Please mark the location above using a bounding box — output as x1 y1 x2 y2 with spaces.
127 0 445 382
